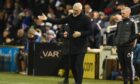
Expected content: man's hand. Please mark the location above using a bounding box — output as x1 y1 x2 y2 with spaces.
72 31 81 38
63 31 68 38
38 13 47 21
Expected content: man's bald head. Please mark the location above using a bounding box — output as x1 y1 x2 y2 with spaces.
73 2 83 11
121 7 131 14
73 2 83 17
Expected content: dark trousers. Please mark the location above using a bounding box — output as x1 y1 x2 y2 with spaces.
134 63 140 78
63 54 70 82
117 46 135 84
70 53 85 84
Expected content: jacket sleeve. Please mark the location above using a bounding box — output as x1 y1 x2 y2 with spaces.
129 22 139 42
80 17 92 37
46 16 69 24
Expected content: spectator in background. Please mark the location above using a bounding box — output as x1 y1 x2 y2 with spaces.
103 0 116 15
89 11 101 49
106 14 122 45
65 4 72 14
32 17 46 33
115 14 123 22
12 1 23 31
106 15 116 45
84 4 92 18
45 30 57 43
14 28 27 46
99 11 107 21
41 22 56 43
27 28 41 43
47 6 56 19
55 4 67 18
14 28 27 74
131 0 140 15
0 30 14 45
113 2 126 15
22 9 32 32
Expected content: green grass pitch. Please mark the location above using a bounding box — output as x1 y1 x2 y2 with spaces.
0 72 140 84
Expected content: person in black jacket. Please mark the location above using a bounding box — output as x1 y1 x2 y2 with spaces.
114 7 140 84
38 2 92 84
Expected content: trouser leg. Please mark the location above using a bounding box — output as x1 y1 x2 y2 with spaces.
64 55 70 82
117 46 135 84
70 53 85 84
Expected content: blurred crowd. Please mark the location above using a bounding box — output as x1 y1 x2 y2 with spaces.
0 0 140 48
0 0 140 75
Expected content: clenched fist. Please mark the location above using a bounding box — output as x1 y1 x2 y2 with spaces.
72 31 81 38
63 31 68 38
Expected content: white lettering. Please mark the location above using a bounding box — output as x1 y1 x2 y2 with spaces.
48 51 53 57
53 51 59 57
41 50 60 58
0 50 11 57
43 51 48 57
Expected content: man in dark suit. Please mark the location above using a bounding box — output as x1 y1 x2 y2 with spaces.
38 2 92 84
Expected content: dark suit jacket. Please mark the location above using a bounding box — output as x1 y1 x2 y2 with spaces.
46 13 92 54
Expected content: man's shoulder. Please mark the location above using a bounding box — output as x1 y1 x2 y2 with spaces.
81 14 91 21
82 14 89 18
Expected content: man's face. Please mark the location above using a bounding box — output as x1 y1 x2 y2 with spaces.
73 7 82 17
3 31 9 37
92 12 99 19
17 29 24 37
84 5 91 13
121 10 130 19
